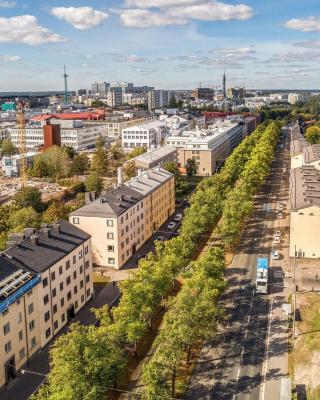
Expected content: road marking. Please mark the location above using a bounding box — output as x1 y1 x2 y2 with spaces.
236 367 241 381
259 298 274 400
244 328 248 339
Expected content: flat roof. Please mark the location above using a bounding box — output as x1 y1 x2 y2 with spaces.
132 146 176 164
290 165 320 210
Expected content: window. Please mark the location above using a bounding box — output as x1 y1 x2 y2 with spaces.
66 260 70 270
80 265 83 274
53 305 57 314
74 285 78 295
66 276 71 286
86 274 90 283
73 255 76 264
107 245 114 252
67 291 72 301
54 321 58 330
18 312 22 323
73 271 77 279
107 232 114 239
73 217 80 224
59 265 63 275
122 254 125 261
126 238 129 244
19 348 25 360
120 216 124 224
62 313 65 323
106 219 113 226
51 271 56 281
28 303 34 314
75 300 78 309
61 297 65 307
45 328 51 339
80 280 84 289
29 320 35 331
60 282 64 291
19 330 23 341
3 322 10 335
52 288 57 298
81 294 85 303
42 277 48 288
85 246 88 255
44 311 50 322
87 288 91 297
31 337 37 348
125 226 129 233
85 260 89 270
43 295 49 305
5 341 12 353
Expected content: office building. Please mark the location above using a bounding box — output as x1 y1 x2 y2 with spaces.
288 93 310 105
148 90 172 111
122 121 166 149
192 88 214 101
0 221 93 389
107 91 123 107
227 87 246 99
70 167 175 270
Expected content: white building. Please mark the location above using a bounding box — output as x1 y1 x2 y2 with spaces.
148 90 172 111
244 97 272 109
0 125 9 141
122 121 167 149
107 91 123 107
1 152 37 177
288 93 310 105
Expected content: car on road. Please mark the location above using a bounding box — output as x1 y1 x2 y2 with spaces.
156 235 165 241
174 213 183 222
273 237 281 244
272 250 280 260
167 222 177 230
275 230 281 238
277 212 283 219
278 203 284 211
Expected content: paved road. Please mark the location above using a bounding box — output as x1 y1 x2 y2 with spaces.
186 127 291 400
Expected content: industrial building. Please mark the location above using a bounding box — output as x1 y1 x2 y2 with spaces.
70 167 175 270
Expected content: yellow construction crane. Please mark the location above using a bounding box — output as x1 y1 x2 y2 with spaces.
16 101 27 187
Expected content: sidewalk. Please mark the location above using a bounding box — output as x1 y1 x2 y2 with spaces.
0 283 120 400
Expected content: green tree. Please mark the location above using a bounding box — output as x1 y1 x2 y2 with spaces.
0 139 17 156
306 125 320 144
128 146 147 159
96 136 106 149
14 187 44 212
85 172 104 194
168 95 178 108
91 147 109 176
62 146 76 160
31 158 50 178
9 207 41 232
163 161 181 179
42 201 70 224
70 153 90 176
91 100 105 108
109 144 124 161
185 158 197 177
33 146 70 180
123 161 137 180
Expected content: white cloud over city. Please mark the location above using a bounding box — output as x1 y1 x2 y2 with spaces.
285 16 320 32
50 7 109 30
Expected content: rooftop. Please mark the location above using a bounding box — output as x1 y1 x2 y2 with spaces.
303 144 320 164
123 120 165 131
132 146 176 164
5 220 90 273
290 165 320 210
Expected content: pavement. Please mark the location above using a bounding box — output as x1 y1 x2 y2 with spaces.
0 283 120 400
186 127 292 400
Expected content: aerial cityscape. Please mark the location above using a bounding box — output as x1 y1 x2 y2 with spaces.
1 1 320 400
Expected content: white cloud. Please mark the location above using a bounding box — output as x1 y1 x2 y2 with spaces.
123 54 146 62
265 50 320 63
125 0 203 7
118 8 187 28
291 40 320 48
0 0 16 8
285 16 320 32
0 15 66 45
0 55 21 61
51 7 109 30
212 46 256 59
167 1 253 21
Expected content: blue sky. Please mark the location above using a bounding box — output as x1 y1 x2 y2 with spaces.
0 0 320 91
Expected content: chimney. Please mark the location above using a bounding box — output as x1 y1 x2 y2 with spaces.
117 167 123 186
24 228 35 238
42 228 50 239
137 168 142 176
52 223 60 234
30 235 38 246
6 241 17 250
8 233 24 244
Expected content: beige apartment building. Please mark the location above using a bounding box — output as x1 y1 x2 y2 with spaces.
70 167 175 269
289 165 320 259
0 221 93 389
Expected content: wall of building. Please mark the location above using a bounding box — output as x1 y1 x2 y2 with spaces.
290 205 320 258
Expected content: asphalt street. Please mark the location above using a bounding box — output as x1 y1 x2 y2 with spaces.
186 127 291 400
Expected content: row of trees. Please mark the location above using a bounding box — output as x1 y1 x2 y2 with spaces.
33 122 281 400
305 125 320 144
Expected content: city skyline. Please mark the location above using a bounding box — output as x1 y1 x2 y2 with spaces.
0 0 320 91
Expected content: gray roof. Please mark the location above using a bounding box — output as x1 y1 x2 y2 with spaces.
5 220 90 273
132 146 176 165
0 256 22 282
303 144 320 164
290 165 320 210
70 185 144 218
291 138 309 157
70 167 173 218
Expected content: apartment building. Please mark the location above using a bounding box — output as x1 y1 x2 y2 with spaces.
0 258 41 388
70 167 175 270
165 121 245 176
122 121 167 149
0 221 93 389
290 165 320 259
104 116 156 139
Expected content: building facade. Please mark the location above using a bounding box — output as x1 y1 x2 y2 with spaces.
122 121 166 149
147 90 172 111
126 146 177 170
0 221 93 389
70 167 175 270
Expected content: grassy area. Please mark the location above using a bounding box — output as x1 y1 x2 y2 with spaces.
292 293 320 399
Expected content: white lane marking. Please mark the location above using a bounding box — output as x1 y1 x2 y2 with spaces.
244 329 248 339
259 298 274 400
236 367 241 381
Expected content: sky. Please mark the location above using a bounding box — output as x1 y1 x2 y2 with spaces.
0 0 320 91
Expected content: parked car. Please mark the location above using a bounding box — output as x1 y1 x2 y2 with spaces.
156 235 165 241
273 237 281 244
167 222 177 230
277 213 283 219
174 213 183 222
278 203 284 211
272 250 280 260
275 230 281 238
